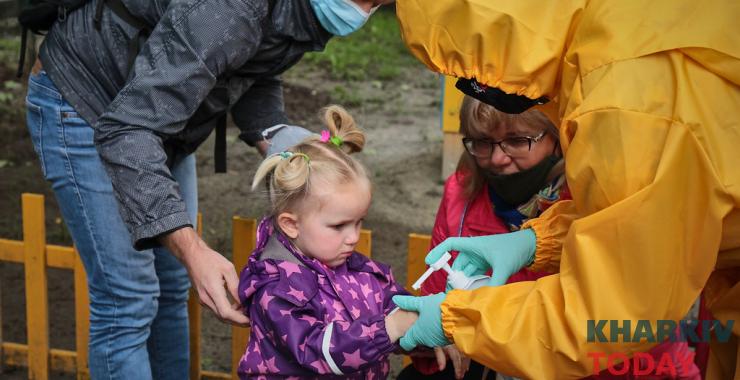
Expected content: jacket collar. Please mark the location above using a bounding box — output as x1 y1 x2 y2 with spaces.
271 0 332 49
254 218 387 278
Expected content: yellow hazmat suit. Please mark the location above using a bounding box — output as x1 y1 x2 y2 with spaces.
397 0 740 378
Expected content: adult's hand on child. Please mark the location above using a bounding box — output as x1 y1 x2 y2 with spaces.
434 345 471 380
161 227 250 327
425 229 537 287
263 124 315 156
392 293 450 351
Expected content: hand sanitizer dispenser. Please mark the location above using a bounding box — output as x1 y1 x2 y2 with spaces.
412 252 491 291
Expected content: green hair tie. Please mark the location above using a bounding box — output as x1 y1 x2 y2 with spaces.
278 151 310 163
329 136 343 147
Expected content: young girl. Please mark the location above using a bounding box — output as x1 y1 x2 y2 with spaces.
237 105 417 379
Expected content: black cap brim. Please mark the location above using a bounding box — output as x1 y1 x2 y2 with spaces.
455 78 548 114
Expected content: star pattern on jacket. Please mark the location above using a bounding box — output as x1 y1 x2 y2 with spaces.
236 218 411 379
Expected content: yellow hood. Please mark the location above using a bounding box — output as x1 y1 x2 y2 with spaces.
396 0 585 101
396 0 740 106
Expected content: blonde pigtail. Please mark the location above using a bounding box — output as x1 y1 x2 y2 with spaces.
272 154 311 194
321 105 365 154
252 154 284 191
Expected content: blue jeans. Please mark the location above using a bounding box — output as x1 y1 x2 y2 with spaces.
26 70 196 380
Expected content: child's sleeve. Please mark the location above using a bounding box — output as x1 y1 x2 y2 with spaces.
380 266 411 314
253 285 398 376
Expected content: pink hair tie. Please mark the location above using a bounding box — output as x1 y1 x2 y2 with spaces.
320 130 343 147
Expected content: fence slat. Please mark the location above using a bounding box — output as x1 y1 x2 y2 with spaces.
0 240 75 269
406 234 431 296
187 289 201 380
189 213 203 380
356 230 372 258
1 343 79 373
0 239 23 262
73 249 89 380
23 193 50 379
0 247 3 376
201 370 232 380
47 245 75 269
49 349 77 373
231 217 255 380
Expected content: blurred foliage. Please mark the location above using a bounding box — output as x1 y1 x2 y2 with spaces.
0 36 23 119
0 35 19 64
0 34 28 164
302 8 420 81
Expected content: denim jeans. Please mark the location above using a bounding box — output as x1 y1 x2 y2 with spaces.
26 70 196 380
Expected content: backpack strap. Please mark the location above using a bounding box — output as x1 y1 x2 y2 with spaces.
215 114 227 173
16 28 28 78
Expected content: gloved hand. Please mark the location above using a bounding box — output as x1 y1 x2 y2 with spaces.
392 293 450 351
263 124 316 156
426 229 537 287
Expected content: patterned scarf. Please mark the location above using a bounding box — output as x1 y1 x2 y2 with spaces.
489 169 568 231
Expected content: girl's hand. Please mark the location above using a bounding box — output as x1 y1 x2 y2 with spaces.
434 345 471 380
385 308 419 342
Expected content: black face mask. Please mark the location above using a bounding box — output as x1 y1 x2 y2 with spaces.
485 155 560 206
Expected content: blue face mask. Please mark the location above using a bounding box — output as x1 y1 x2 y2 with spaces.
310 0 376 36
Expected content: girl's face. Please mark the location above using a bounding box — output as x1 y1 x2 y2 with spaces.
287 178 371 268
470 119 557 176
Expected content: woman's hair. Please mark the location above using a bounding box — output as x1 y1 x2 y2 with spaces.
252 105 369 215
457 95 559 199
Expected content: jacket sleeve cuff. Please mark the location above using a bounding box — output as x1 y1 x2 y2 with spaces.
374 315 402 355
236 114 290 146
440 289 466 343
520 219 561 273
132 211 192 250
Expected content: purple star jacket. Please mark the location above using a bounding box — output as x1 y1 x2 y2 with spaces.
237 218 409 379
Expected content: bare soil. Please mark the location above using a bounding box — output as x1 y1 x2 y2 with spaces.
0 60 444 378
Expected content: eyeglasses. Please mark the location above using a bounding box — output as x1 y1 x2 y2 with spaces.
462 131 547 158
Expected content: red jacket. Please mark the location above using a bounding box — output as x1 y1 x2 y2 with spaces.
413 172 700 379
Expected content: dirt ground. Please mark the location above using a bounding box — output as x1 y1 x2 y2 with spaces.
0 57 444 377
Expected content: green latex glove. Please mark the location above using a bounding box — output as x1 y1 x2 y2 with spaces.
392 293 450 351
426 229 537 287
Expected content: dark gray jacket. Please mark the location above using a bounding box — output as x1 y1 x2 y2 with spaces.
40 0 331 249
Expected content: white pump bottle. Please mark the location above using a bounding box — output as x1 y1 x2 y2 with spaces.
412 252 491 291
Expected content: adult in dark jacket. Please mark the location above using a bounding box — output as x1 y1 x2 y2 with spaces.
24 0 392 378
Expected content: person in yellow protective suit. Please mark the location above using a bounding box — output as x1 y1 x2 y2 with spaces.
390 0 740 379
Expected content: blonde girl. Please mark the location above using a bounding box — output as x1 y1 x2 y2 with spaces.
237 105 417 379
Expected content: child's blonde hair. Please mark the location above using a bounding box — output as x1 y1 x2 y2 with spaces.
252 105 369 215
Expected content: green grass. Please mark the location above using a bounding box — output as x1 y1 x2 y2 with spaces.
302 8 420 82
0 36 19 67
0 36 23 123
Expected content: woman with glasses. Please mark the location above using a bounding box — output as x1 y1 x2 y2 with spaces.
405 97 700 380
398 95 568 380
391 0 733 378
